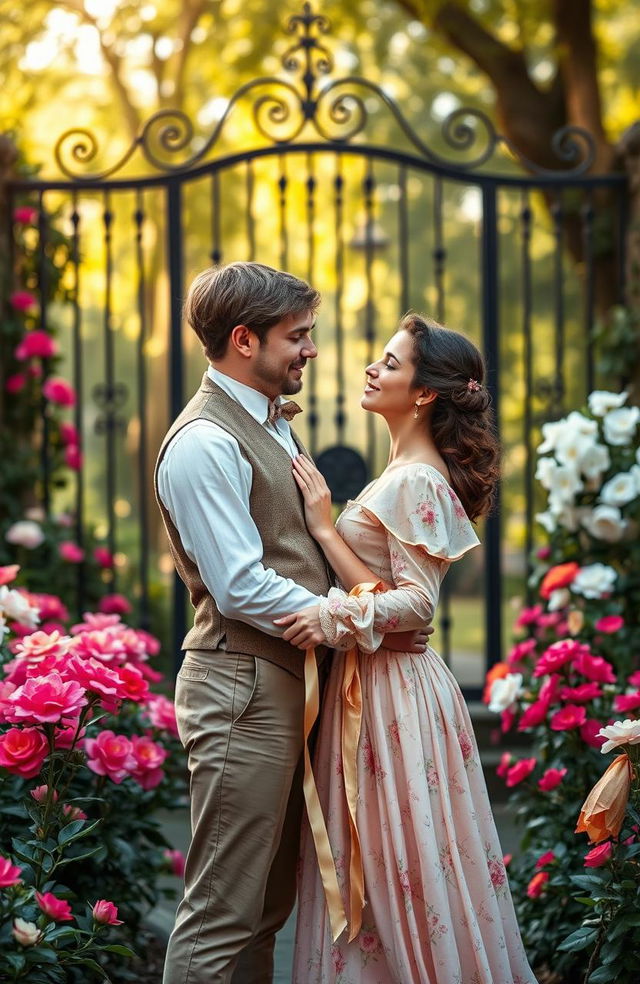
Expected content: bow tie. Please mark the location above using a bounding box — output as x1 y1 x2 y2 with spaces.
266 399 303 424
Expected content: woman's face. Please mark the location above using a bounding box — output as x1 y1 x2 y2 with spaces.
361 329 424 417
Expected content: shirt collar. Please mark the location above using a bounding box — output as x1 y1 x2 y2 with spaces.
207 366 281 426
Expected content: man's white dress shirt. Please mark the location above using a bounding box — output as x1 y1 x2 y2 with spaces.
157 366 322 639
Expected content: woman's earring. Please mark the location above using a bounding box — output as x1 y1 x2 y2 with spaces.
413 403 420 419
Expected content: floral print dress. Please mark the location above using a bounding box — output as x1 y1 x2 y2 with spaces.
293 463 535 984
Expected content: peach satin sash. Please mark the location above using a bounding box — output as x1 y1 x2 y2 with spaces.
303 581 384 943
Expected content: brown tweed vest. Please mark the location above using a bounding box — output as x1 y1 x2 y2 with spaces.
153 372 332 677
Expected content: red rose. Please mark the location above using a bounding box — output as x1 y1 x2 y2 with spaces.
558 683 603 703
614 692 640 713
505 757 537 787
0 727 48 778
534 639 589 678
538 768 567 791
42 377 76 407
14 330 58 361
573 652 617 684
98 594 132 615
496 752 512 778
535 850 556 869
550 705 587 731
35 891 73 922
92 900 123 925
518 699 549 731
526 871 549 898
580 719 607 749
594 615 624 634
584 842 612 867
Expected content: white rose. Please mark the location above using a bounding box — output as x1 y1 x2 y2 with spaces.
24 506 46 522
565 411 598 436
488 673 523 714
588 390 628 417
5 520 45 550
547 588 570 611
630 463 640 493
535 456 559 490
548 502 581 531
603 406 640 446
581 505 627 543
547 464 583 505
598 718 640 755
600 472 638 507
0 587 40 627
537 420 567 454
13 918 41 947
535 510 556 533
571 563 617 599
579 442 610 481
555 432 596 470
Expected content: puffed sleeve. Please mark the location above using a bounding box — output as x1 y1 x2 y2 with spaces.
318 465 480 653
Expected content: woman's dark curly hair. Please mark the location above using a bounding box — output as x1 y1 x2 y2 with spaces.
402 312 500 521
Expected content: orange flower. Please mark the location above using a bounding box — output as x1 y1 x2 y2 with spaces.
540 562 580 600
575 753 632 844
482 662 511 703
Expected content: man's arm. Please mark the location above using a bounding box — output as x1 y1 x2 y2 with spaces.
157 422 323 637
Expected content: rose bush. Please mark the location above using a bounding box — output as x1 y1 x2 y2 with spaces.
0 565 186 981
485 390 640 981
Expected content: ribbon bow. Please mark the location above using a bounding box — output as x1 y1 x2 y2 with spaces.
267 399 302 424
302 581 385 944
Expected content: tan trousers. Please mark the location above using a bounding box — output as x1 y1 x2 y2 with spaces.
162 650 306 984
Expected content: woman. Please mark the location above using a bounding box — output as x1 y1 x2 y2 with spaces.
275 314 535 983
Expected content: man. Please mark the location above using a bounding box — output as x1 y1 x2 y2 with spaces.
155 262 427 984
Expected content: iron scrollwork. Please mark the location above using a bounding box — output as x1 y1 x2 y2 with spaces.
53 1 596 180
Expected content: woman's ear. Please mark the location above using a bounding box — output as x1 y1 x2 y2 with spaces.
416 388 438 408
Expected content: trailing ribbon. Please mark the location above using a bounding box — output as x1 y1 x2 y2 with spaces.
302 581 385 943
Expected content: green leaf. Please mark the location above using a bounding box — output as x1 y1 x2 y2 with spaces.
588 967 620 983
557 926 600 952
57 817 101 848
103 944 136 957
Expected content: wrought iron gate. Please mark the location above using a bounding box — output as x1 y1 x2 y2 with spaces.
5 3 627 695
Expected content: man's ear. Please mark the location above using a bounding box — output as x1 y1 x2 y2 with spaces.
229 324 254 359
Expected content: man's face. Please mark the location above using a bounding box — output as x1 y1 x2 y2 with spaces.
251 310 318 398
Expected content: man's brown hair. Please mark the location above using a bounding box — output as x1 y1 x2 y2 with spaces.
184 261 321 360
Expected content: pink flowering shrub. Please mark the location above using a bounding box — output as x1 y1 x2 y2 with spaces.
484 391 640 980
0 566 186 980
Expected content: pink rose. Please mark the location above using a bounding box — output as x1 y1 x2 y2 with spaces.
64 655 122 699
35 891 73 922
594 615 624 634
54 720 85 750
584 842 613 867
84 730 135 784
30 785 58 803
58 541 84 564
163 849 185 878
536 546 552 561
129 735 167 789
527 871 549 898
515 605 543 628
14 630 72 663
496 752 512 778
507 638 537 666
144 695 178 737
14 330 58 361
98 594 132 615
10 291 37 312
42 377 75 407
614 692 640 713
500 708 516 733
538 673 561 705
628 671 640 687
70 630 126 664
64 445 83 470
580 719 607 749
59 422 78 446
115 664 149 704
63 804 88 821
93 547 114 569
558 682 603 703
70 613 121 634
30 594 68 622
534 639 589 678
13 206 38 225
6 373 26 393
6 673 87 725
0 565 20 586
13 918 41 946
517 699 549 731
505 757 537 787
573 652 617 684
538 768 567 791
535 850 556 869
0 855 22 887
92 899 123 925
0 727 48 778
550 704 586 731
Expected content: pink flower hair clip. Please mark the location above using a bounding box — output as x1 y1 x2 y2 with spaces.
467 378 482 392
